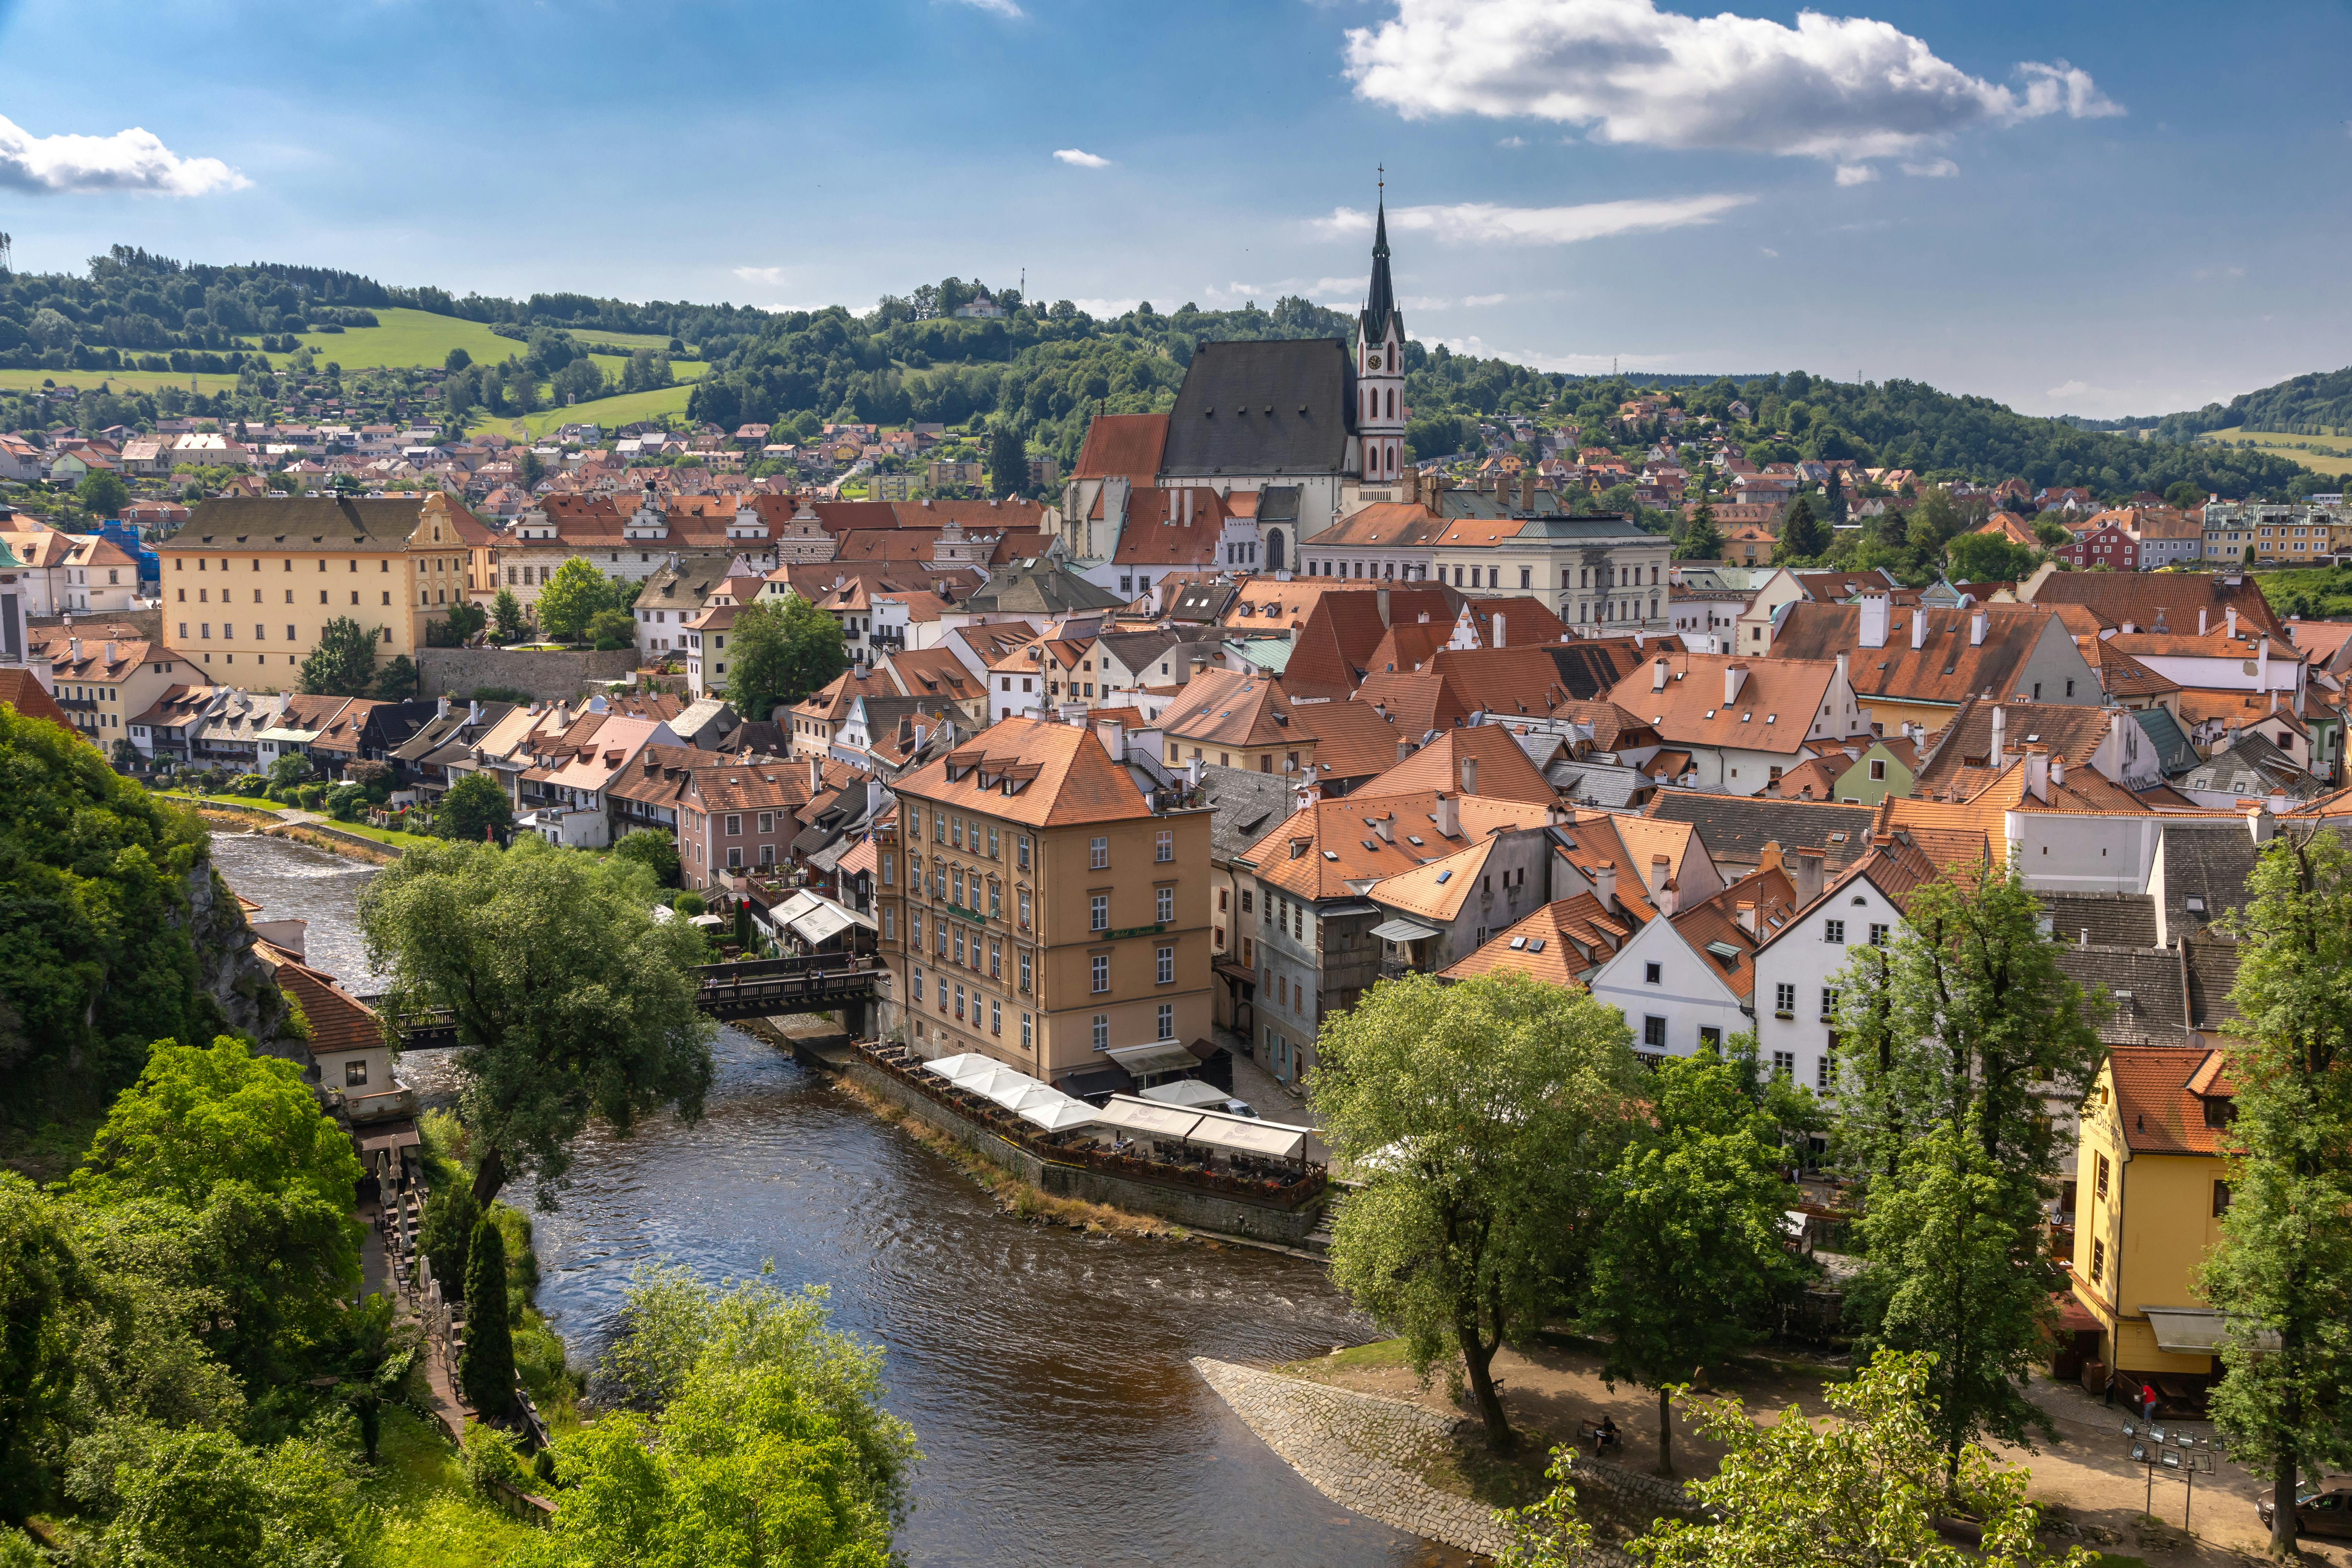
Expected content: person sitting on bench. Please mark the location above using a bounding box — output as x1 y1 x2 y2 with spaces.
1594 1416 1620 1452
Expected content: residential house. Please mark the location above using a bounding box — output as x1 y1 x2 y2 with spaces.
1603 649 1868 795
1768 597 2102 737
39 636 205 751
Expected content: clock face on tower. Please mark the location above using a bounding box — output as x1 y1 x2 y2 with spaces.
1366 352 1381 370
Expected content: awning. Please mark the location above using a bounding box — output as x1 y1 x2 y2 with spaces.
1019 1098 1099 1132
1090 1097 1204 1139
2053 1290 2104 1334
959 1066 1033 1102
1105 1041 1201 1079
923 1053 999 1083
1370 916 1444 943
2141 1306 2277 1354
1140 1080 1230 1109
354 1119 421 1155
1184 1115 1308 1161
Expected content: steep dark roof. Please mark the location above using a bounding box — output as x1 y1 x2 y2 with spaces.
2183 938 2242 1031
2158 826 2264 941
1160 339 1356 478
1640 793 1878 871
1360 197 1403 347
171 495 435 551
2132 705 2199 775
1197 763 1298 864
961 561 1126 616
1544 639 1669 701
2039 892 2159 949
2055 943 2189 1046
2178 733 2319 802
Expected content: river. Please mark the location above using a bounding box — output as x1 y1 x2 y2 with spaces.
214 831 1446 1568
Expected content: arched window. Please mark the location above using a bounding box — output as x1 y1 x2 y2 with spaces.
1386 388 1396 419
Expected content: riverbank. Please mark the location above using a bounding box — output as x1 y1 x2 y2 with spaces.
155 789 437 862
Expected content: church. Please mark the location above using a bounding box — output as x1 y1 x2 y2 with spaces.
1062 196 1415 588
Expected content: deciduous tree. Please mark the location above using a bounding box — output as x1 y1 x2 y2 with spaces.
536 556 614 642
358 839 715 1207
490 586 525 642
0 1174 94 1523
2202 826 2352 1558
435 772 512 844
297 616 377 698
726 594 846 724
1313 971 1638 1453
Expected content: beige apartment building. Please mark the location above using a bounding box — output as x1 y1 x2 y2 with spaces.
876 716 1213 1085
155 494 484 686
31 630 206 746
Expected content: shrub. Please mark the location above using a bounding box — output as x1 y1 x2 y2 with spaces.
296 784 326 810
672 892 706 919
459 1423 526 1497
327 783 366 821
231 772 269 796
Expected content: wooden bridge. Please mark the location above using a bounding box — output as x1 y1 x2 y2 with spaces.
364 953 879 1049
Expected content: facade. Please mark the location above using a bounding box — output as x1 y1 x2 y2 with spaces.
876 717 1214 1087
2201 501 2342 564
2055 521 2139 572
41 636 206 750
1427 513 1672 633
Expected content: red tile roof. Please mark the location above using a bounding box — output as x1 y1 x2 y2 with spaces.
1073 414 1170 482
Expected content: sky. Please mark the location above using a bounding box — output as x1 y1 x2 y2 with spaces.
1 0 2346 420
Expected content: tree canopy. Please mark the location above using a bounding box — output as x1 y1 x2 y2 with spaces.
535 557 616 642
358 837 715 1207
296 616 378 698
726 594 847 725
435 772 512 844
1313 971 1639 1452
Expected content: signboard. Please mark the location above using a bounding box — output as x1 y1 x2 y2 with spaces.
2120 1422 2220 1527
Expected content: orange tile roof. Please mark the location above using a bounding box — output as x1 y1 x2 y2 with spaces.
895 715 1153 828
0 668 76 731
1287 698 1404 783
1665 866 1798 1000
1242 791 1476 902
1160 668 1296 747
1072 413 1169 482
1604 649 1845 757
1354 669 1474 735
1356 725 1559 805
1369 835 1497 922
1440 893 1630 985
2110 1045 2235 1156
257 948 385 1056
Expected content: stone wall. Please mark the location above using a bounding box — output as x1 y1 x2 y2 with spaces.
841 1057 1326 1246
417 646 639 700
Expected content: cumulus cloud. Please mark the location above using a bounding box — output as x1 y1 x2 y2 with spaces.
1070 297 1140 317
1314 191 1750 245
1053 148 1112 168
949 0 1024 16
1462 292 1509 306
1759 246 1779 257
1901 158 1959 177
1834 163 1878 185
1339 0 2123 164
1438 335 1678 374
1497 135 1527 147
0 114 246 196
1398 294 1454 310
732 266 787 285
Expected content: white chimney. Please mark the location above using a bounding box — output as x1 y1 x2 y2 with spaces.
436 694 450 719
2025 750 2050 802
468 699 482 724
1725 663 1749 705
1991 705 2006 768
1460 755 1478 796
1910 611 1927 650
1433 791 1459 838
1593 859 1618 911
1834 652 1848 689
1652 657 1671 693
2051 755 2066 788
1734 900 1756 937
1648 854 1671 894
1970 609 1988 647
2227 605 2239 639
1858 592 1889 649
1493 612 1506 648
2258 636 2271 688
103 641 116 664
67 636 81 660
2198 607 2208 636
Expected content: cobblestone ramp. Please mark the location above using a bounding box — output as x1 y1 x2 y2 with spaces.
1189 1357 1517 1558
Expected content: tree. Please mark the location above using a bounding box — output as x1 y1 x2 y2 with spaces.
460 1216 516 1419
358 839 715 1207
1313 972 1638 1453
1945 530 2039 585
1831 857 2105 1476
435 600 487 645
490 587 525 643
334 1294 419 1464
2165 479 2206 509
1676 501 1723 561
297 616 377 698
1585 1050 1805 1475
1501 1352 2096 1568
436 772 512 844
88 1427 367 1568
987 424 1027 499
265 752 311 793
417 1180 479 1303
613 829 680 888
77 469 130 520
445 347 472 374
0 1174 94 1523
2201 827 2352 1557
726 594 847 724
370 653 418 700
585 607 636 650
535 556 613 642
1776 496 1828 561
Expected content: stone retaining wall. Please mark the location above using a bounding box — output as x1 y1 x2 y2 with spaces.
840 1058 1325 1246
418 646 638 699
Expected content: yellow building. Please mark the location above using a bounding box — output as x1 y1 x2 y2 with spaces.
876 715 1213 1085
30 630 206 746
155 493 491 687
2068 1045 2238 1393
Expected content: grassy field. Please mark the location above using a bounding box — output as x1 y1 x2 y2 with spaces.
2200 426 2352 477
366 1407 541 1567
0 366 250 397
469 381 696 439
2236 563 2352 616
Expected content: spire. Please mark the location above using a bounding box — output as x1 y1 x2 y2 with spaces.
1361 168 1401 349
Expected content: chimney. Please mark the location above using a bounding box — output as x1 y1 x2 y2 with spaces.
2051 755 2066 788
1970 609 1987 647
1834 652 1848 693
808 754 821 794
436 694 450 720
1460 755 1479 796
1656 878 1678 917
1734 900 1756 937
1593 858 1617 912
1647 853 1671 894
1434 791 1459 839
1493 612 1505 648
468 699 482 725
1376 586 1391 625
2199 607 2208 636
1725 662 1749 705
1757 840 1784 879
2258 636 2271 688
67 636 80 660
103 640 116 664
2121 620 2136 636
1373 814 1394 842
1989 703 2008 769
1910 611 1927 650
1519 469 1535 513
1858 592 1889 649
2025 748 2050 802
2227 605 2239 639
1652 656 1671 693
1791 846 1825 908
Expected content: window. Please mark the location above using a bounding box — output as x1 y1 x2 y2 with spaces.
1699 1026 1722 1050
989 882 1001 918
1090 893 1109 932
2089 1237 2106 1284
1775 982 1797 1016
1643 1015 1667 1049
1869 758 1886 781
912 967 924 1002
991 998 1002 1035
988 825 999 858
989 940 1001 978
1240 890 1253 915
2094 1151 2111 1201
1157 887 1174 923
912 911 923 947
2213 1179 2231 1217
1641 960 1662 984
1155 829 1173 862
1817 1051 1833 1091
1824 919 1846 944
1820 986 1838 1020
727 847 742 869
1157 945 1174 984
725 814 741 837
954 984 965 1019
758 811 774 835
951 817 963 849
1772 1050 1796 1078
1090 835 1109 870
1018 888 1032 929
1869 923 1890 947
1021 1012 1033 1049
1157 1002 1174 1040
908 808 921 838
344 1060 369 1088
1092 954 1110 993
882 853 895 886
1018 833 1032 870
883 906 896 941
1092 1014 1109 1051
1019 949 1033 992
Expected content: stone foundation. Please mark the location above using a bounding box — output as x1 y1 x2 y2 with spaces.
417 646 639 699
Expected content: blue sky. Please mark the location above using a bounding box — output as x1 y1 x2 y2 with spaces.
2 0 2345 419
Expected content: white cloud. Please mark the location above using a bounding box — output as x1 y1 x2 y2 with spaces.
2192 264 2246 282
1462 292 1509 306
1758 246 1779 257
732 266 787 285
1053 148 1112 168
2047 379 2089 397
1834 163 1878 185
1339 0 2122 163
1438 334 1678 374
0 114 246 196
949 0 1024 16
1070 297 1140 317
1497 135 1527 147
1901 157 1959 177
1399 294 1454 310
1314 191 1750 245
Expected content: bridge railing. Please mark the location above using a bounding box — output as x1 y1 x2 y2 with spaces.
367 955 879 1043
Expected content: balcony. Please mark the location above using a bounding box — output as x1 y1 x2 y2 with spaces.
1380 957 1422 981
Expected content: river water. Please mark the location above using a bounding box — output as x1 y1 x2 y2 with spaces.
214 831 1443 1568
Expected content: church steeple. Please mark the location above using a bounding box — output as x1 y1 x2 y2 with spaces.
1360 178 1402 345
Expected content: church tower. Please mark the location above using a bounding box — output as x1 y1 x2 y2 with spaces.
1356 185 1406 486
